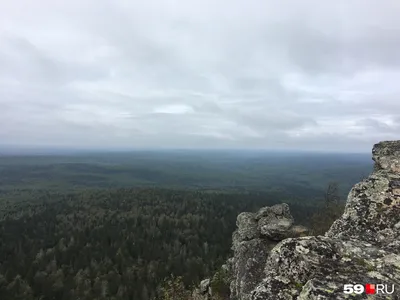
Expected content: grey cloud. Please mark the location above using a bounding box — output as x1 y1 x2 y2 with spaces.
281 25 400 75
1 0 400 151
356 118 394 131
0 34 110 86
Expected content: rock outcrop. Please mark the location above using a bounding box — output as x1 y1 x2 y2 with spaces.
192 278 212 300
228 203 309 300
227 141 400 300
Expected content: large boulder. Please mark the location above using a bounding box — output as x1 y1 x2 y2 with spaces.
192 278 212 300
229 203 307 300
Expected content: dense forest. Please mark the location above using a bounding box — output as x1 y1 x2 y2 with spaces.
0 188 316 300
0 151 371 198
0 152 371 299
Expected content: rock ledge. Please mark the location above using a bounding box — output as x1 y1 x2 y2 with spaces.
229 141 400 300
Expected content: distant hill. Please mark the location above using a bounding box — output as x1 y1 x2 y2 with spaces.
0 151 372 202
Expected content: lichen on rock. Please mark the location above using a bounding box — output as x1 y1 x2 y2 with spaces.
229 203 307 300
225 141 400 300
249 141 400 300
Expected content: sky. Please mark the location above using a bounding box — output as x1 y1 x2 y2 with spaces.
1 0 400 152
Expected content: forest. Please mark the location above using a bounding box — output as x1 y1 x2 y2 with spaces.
0 151 372 299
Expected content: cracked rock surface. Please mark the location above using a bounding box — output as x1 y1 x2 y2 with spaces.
228 203 307 300
227 141 400 300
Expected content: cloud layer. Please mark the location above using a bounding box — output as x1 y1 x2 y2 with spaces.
1 0 400 151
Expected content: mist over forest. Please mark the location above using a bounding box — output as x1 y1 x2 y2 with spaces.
0 151 372 299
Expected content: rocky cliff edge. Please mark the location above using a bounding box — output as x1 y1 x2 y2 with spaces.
197 141 400 300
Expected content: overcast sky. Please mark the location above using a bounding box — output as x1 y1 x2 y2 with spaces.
1 0 400 152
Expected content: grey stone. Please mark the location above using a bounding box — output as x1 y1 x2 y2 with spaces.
372 140 400 173
236 212 259 242
229 204 306 300
259 217 294 241
193 278 212 300
250 141 400 299
197 141 400 300
200 279 210 294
